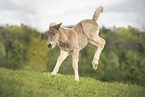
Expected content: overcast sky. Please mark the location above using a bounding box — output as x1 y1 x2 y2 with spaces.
0 0 145 32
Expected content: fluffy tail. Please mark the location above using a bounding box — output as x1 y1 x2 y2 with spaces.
92 6 103 21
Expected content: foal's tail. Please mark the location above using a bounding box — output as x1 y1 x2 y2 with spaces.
92 6 103 21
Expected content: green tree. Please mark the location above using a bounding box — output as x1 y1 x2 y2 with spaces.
7 39 25 69
139 32 145 55
25 35 49 71
101 52 120 81
0 42 6 58
0 42 6 68
120 50 141 84
138 58 145 85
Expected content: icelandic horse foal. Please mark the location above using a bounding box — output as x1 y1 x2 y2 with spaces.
47 6 105 81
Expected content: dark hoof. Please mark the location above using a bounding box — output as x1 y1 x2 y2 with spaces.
52 75 55 77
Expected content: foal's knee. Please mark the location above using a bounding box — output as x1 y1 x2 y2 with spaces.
73 64 78 70
100 39 106 48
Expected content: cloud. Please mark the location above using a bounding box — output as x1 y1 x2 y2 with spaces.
0 0 144 32
0 0 35 14
101 0 145 28
104 0 145 14
100 12 139 27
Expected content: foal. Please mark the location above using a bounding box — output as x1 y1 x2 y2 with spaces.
47 6 105 81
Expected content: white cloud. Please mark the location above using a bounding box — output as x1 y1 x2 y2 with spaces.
100 12 139 28
0 0 144 32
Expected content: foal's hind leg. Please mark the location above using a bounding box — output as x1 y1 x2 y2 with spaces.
89 36 105 70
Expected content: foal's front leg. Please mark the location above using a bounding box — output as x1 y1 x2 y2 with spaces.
72 49 79 81
51 50 69 76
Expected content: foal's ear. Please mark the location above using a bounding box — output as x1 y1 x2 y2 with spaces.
54 22 62 30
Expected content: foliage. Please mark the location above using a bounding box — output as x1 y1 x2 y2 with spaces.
0 24 145 86
0 42 6 58
24 35 49 71
0 42 6 68
0 67 145 97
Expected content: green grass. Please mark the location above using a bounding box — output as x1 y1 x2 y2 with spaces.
0 67 145 97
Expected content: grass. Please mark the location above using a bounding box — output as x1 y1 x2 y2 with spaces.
0 67 145 97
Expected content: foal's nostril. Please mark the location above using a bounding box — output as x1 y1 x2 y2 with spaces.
47 43 52 48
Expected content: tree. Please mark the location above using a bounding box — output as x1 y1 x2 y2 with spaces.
0 42 6 58
138 58 145 86
0 42 6 68
24 35 49 71
101 51 120 81
120 50 141 84
7 39 25 69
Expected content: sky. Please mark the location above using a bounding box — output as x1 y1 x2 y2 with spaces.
0 0 145 32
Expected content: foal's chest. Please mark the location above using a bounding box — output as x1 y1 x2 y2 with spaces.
58 41 75 53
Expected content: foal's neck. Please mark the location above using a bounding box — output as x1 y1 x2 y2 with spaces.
58 28 69 43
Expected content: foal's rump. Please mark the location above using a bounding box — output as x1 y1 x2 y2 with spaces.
72 19 99 50
73 19 99 39
73 6 103 39
70 6 103 49
80 19 99 38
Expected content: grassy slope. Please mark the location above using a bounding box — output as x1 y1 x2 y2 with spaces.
0 67 145 97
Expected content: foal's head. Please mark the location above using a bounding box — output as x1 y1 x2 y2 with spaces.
47 23 62 48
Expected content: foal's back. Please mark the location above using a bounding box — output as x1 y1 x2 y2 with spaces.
72 19 99 49
73 19 99 38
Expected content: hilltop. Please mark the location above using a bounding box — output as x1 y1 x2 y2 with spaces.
0 67 145 97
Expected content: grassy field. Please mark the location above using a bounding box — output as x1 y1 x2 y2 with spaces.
0 67 145 97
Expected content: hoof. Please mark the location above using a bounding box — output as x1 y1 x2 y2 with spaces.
51 73 56 77
51 75 55 77
75 78 79 81
93 64 98 70
92 60 99 70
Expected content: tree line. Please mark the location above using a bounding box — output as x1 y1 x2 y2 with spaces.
0 24 145 86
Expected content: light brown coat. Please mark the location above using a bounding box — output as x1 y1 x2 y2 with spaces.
47 6 105 81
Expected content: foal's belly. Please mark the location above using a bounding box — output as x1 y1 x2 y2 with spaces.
78 34 88 50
